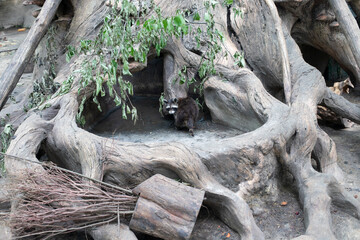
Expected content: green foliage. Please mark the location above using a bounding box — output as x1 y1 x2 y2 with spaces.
25 26 60 111
64 0 245 125
158 92 165 115
55 75 75 97
225 0 234 6
233 6 244 19
0 124 14 175
76 96 87 126
234 51 245 67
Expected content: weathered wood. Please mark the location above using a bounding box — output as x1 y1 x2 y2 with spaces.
129 174 205 240
264 0 292 105
329 0 360 70
317 78 355 128
0 0 62 110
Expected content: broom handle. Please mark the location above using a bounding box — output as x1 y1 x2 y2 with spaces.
0 152 134 194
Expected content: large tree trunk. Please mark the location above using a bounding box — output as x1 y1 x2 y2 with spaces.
2 0 360 239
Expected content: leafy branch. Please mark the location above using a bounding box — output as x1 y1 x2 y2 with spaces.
0 123 14 175
62 0 244 125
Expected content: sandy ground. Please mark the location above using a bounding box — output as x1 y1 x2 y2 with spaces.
0 28 33 110
0 28 30 75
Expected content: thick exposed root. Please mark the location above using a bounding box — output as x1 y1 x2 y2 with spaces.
4 94 265 239
323 89 360 124
313 127 344 182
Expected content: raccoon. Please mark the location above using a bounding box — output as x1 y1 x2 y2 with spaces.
329 78 354 95
164 97 199 136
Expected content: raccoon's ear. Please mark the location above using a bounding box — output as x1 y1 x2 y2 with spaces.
163 99 168 103
173 98 178 103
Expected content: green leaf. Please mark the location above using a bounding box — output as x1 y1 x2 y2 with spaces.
122 104 128 119
122 60 131 75
163 19 168 30
128 82 134 95
107 83 114 97
3 124 13 135
173 15 185 27
181 24 189 34
210 0 218 9
95 76 103 96
165 18 173 32
240 55 246 67
131 108 137 121
114 94 122 106
233 7 243 19
194 12 201 21
217 30 224 41
204 12 211 22
225 0 233 6
180 76 186 84
93 97 102 112
66 45 76 62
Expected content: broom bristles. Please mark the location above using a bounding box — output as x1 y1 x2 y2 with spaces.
4 167 137 239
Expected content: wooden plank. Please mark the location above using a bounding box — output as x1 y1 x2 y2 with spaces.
0 0 62 110
130 174 205 240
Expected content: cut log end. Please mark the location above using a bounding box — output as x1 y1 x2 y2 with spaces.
130 174 205 240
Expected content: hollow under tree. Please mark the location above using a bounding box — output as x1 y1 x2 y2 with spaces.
1 0 360 239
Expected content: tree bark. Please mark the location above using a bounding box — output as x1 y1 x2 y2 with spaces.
129 174 205 240
329 0 360 69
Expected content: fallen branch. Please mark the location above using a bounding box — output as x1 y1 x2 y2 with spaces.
0 48 18 54
0 0 62 110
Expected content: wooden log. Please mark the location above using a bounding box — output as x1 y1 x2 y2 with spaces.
0 0 62 110
129 174 205 240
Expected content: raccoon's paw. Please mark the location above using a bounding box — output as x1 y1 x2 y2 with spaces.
189 129 194 137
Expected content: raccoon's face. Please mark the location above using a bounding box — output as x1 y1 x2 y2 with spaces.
164 98 178 115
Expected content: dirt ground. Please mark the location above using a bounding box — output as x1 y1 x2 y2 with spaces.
1 28 360 240
0 28 29 74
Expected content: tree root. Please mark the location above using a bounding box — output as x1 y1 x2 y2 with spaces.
4 93 265 239
313 127 344 182
323 89 360 124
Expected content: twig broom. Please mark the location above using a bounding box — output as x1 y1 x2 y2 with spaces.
0 153 138 239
